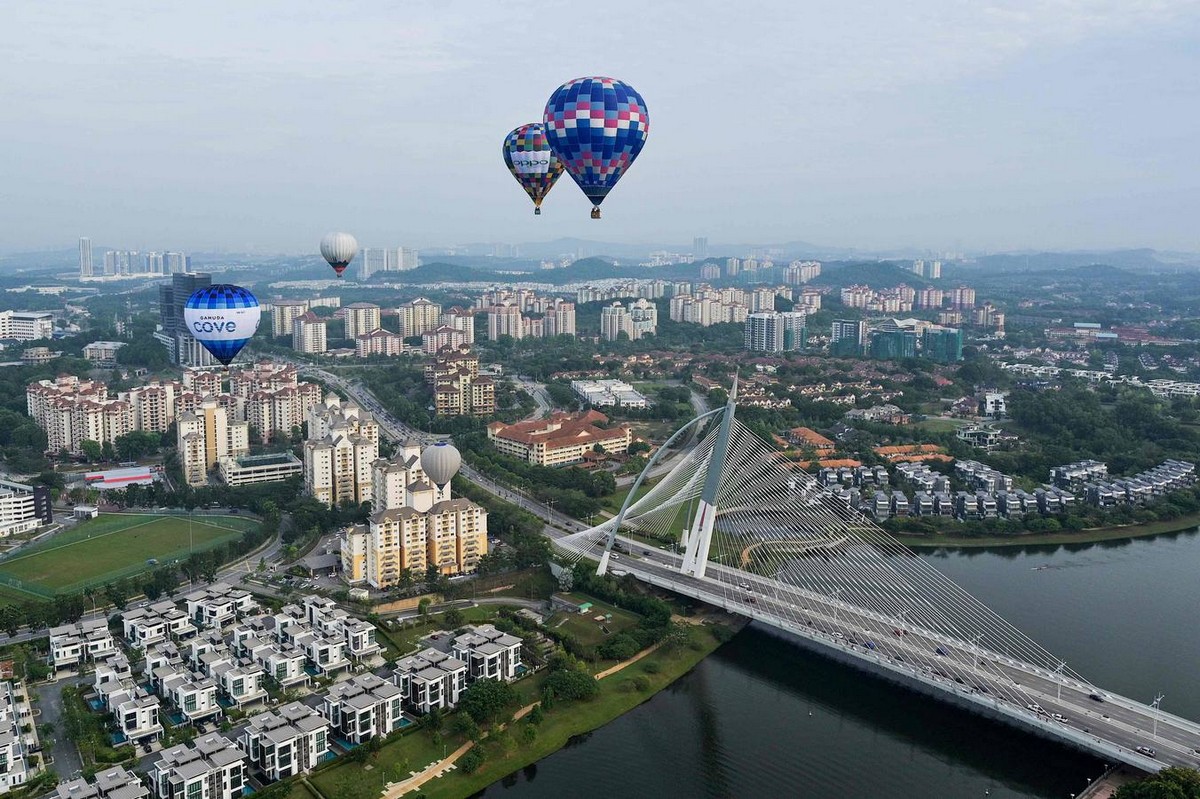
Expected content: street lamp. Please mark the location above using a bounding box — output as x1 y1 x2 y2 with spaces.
1053 661 1066 700
1151 693 1165 739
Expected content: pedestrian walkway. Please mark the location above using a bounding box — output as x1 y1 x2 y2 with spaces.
1077 765 1140 798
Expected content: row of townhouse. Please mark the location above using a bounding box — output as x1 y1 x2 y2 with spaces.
1082 460 1196 507
392 624 524 716
49 618 118 673
893 462 951 494
148 734 246 799
0 682 31 795
858 486 1079 521
954 459 1014 493
241 702 330 782
816 465 890 489
55 766 149 799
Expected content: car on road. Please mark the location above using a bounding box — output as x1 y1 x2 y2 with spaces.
1026 703 1045 714
1089 691 1107 702
739 582 751 591
1136 746 1157 758
1051 713 1068 723
935 646 949 656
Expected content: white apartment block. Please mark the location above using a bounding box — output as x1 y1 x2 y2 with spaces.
149 735 247 799
0 480 51 538
177 398 250 487
355 328 406 357
341 303 381 340
270 300 310 337
241 702 330 782
83 340 127 366
398 298 443 337
291 312 327 354
304 398 379 507
321 673 405 745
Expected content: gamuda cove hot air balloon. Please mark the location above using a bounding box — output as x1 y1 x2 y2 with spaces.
503 123 563 215
183 285 261 367
320 232 358 278
543 76 649 219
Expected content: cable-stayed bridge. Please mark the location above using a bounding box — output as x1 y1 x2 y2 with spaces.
553 380 1200 771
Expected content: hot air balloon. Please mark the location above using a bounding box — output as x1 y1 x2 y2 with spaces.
543 77 649 219
183 285 261 367
421 441 461 489
320 232 358 278
503 123 564 215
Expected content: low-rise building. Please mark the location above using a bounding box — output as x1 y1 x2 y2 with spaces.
0 480 53 537
49 618 117 672
487 410 632 467
320 673 405 745
393 649 468 715
82 340 128 366
55 766 149 799
148 735 247 799
241 702 331 782
0 682 30 795
450 624 523 682
217 452 302 486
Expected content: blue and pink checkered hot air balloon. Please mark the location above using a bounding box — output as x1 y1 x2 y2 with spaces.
543 77 649 219
183 284 261 367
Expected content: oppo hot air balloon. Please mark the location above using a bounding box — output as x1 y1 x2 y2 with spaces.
183 285 261 367
543 77 649 219
320 232 358 278
421 441 462 489
503 123 564 215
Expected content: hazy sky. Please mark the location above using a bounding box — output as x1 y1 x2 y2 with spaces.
3 1 1198 254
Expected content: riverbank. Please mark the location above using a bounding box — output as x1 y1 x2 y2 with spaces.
417 616 744 799
895 512 1200 549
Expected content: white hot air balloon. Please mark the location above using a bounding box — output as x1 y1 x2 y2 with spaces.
421 441 462 488
320 232 358 278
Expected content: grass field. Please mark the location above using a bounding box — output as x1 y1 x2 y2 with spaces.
546 598 640 651
0 513 257 596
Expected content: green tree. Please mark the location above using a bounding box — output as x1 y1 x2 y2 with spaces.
417 597 431 617
1113 767 1200 799
459 678 519 727
443 608 465 629
543 669 599 702
80 439 103 462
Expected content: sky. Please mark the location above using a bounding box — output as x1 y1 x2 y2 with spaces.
2 0 1199 255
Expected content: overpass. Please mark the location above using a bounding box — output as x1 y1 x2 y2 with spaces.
552 378 1200 772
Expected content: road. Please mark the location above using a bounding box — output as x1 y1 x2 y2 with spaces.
617 385 711 487
36 674 86 780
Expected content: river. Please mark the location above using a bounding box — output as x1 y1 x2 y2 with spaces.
479 528 1200 798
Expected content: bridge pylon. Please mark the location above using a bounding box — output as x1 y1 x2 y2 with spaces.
679 374 737 579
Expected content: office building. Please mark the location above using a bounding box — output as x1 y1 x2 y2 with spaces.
830 319 867 356
744 311 807 352
79 237 93 278
177 397 250 487
0 311 54 342
156 272 215 366
869 329 918 360
0 480 53 537
921 327 964 363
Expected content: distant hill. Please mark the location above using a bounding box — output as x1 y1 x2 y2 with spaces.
377 261 499 284
971 249 1195 273
810 261 930 290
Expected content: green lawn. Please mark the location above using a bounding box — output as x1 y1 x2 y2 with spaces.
546 600 640 651
307 728 466 799
0 513 256 594
913 416 963 433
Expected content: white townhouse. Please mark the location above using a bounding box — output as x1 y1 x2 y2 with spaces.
148 735 247 799
320 673 405 745
393 648 468 716
240 702 331 782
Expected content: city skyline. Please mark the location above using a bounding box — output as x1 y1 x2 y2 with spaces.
2 2 1198 255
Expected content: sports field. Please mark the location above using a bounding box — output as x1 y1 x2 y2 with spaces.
0 513 257 596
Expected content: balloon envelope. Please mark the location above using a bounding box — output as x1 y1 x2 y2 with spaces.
543 77 649 212
421 441 462 487
320 232 358 277
183 284 261 366
503 123 564 213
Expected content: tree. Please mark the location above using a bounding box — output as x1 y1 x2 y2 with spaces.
459 678 519 727
1113 767 1200 799
80 439 103 462
458 746 485 774
452 712 481 742
443 608 465 629
417 597 431 617
543 669 598 702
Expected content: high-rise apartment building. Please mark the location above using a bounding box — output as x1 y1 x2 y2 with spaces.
600 302 633 341
545 300 576 337
177 397 250 486
487 303 524 341
79 237 93 277
292 312 328 354
271 300 310 337
303 398 379 507
398 298 443 337
341 303 381 340
438 307 475 344
744 311 807 352
950 285 976 309
693 237 708 258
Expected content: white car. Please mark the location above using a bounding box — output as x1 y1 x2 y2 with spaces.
739 582 751 591
1051 713 1068 723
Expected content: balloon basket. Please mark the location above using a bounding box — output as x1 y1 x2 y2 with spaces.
534 207 541 216
590 207 601 219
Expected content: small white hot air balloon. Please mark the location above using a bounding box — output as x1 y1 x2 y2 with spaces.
320 232 358 278
421 441 462 488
